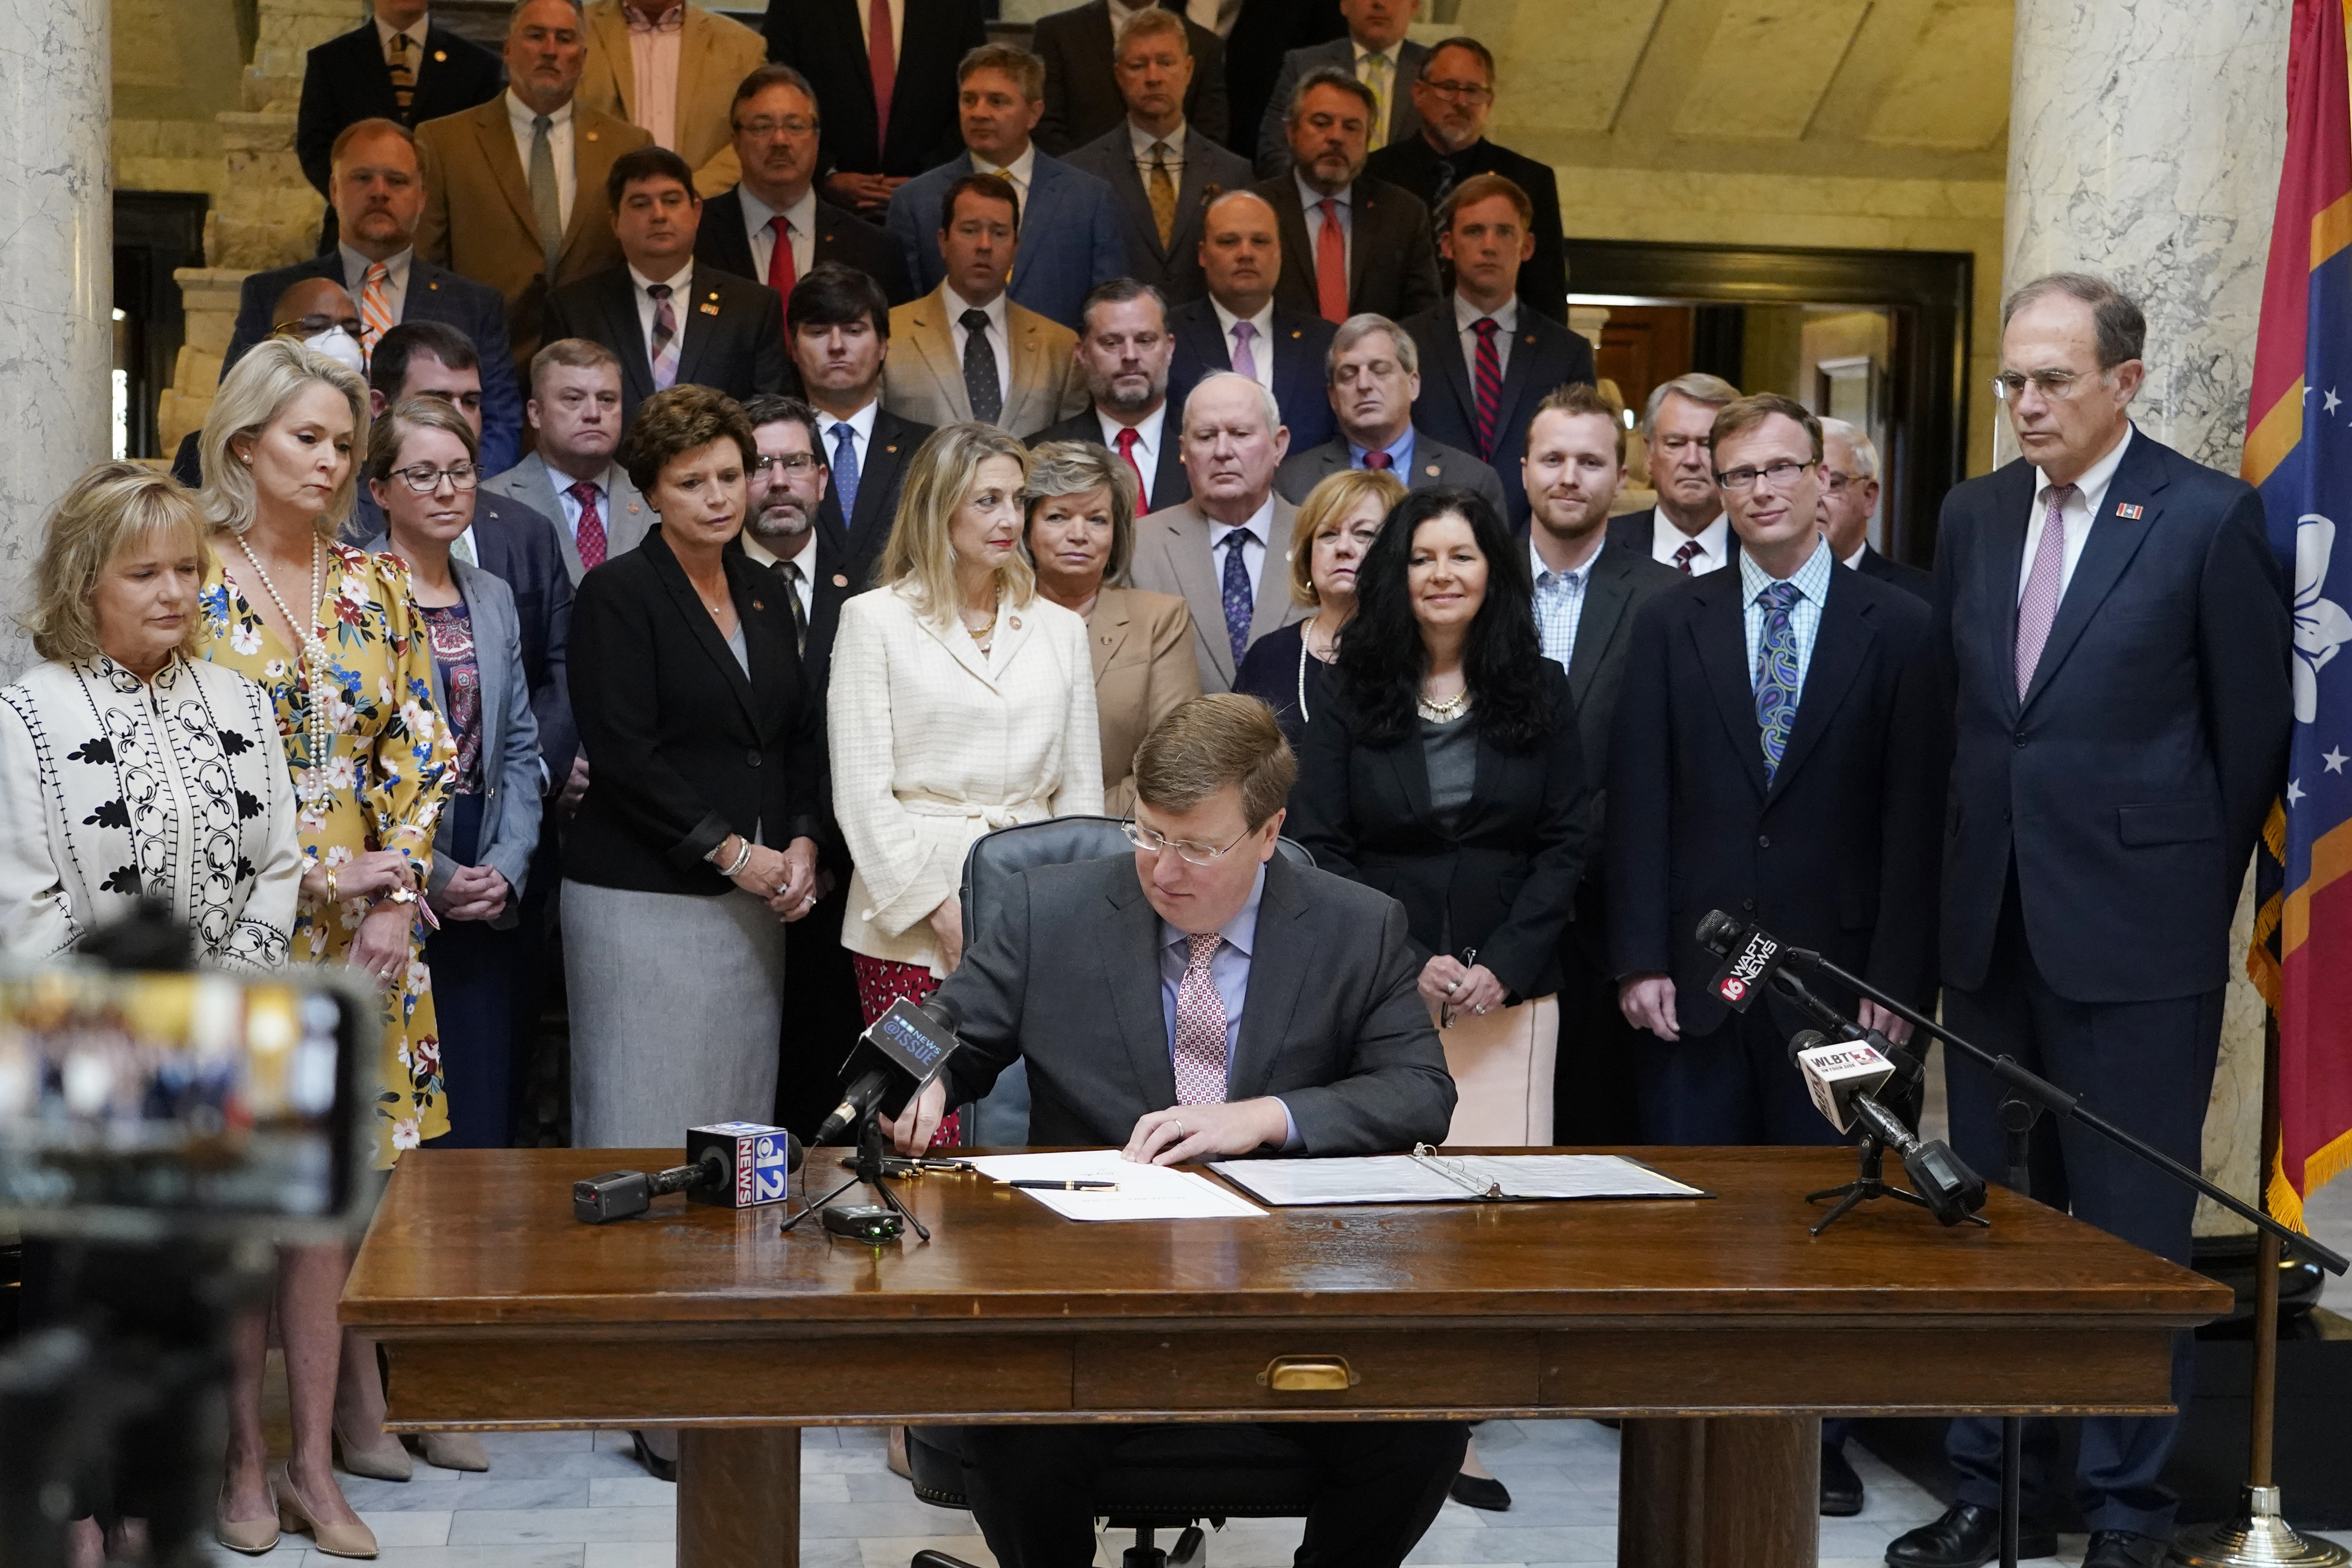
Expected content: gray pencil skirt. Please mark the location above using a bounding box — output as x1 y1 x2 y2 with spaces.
561 879 786 1149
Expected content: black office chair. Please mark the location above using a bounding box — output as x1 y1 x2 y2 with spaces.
914 817 1325 1567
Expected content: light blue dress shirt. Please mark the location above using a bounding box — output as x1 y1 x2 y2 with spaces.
1738 532 1835 701
1346 426 1417 475
1155 864 1299 1146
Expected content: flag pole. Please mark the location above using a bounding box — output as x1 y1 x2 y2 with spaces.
2165 1012 2346 1567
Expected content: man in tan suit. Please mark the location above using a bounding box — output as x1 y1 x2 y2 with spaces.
414 0 653 381
1129 371 1309 693
883 172 1087 437
576 0 767 198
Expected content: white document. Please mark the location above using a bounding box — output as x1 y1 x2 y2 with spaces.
1210 1151 1708 1206
964 1149 1267 1222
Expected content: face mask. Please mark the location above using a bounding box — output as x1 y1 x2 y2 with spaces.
304 327 367 375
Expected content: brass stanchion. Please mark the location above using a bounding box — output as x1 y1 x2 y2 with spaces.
2167 1015 2347 1567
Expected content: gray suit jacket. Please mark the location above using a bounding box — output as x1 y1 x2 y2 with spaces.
1128 494 1310 693
931 850 1455 1153
1255 37 1428 178
1273 431 1506 519
482 459 654 584
1061 121 1256 305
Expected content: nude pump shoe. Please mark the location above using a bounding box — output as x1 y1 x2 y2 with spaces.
272 1463 378 1559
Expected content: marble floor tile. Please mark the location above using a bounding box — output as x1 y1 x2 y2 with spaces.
579 1543 676 1568
358 1510 456 1548
341 1479 591 1514
446 1508 676 1546
365 1548 587 1568
586 1478 676 1509
854 1534 995 1568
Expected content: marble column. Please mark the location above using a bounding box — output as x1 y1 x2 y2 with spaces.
2003 0 2290 1230
0 0 112 679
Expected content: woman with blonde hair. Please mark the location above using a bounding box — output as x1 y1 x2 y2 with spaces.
1020 440 1199 814
830 422 1102 1142
194 337 459 1557
1234 467 1408 744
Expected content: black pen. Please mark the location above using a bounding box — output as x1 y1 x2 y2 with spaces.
1004 1178 1118 1191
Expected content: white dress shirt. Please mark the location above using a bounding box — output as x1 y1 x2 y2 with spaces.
2020 424 2133 604
977 141 1038 207
1209 298 1277 397
856 0 906 50
739 528 819 624
629 263 696 364
1128 117 1188 172
1651 511 1731 573
1208 493 1275 606
943 282 1012 407
740 185 818 284
1454 292 1517 384
1186 0 1238 37
820 399 882 499
1293 168 1351 278
506 91 577 232
340 245 412 320
376 12 428 62
544 458 608 544
1097 401 1169 511
627 6 684 152
1352 39 1402 145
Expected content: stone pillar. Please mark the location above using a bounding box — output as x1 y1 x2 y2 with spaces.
0 0 113 677
2003 1 2291 1231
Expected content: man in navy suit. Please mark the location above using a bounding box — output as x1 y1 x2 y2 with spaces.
1884 277 2293 1568
1606 371 1742 574
226 119 524 474
884 44 1128 330
786 263 935 593
1253 0 1426 177
1166 189 1338 452
762 0 989 220
1816 416 1932 602
1608 391 1942 1144
1032 0 1229 155
294 0 503 250
694 64 913 308
1034 280 1192 514
1401 172 1593 529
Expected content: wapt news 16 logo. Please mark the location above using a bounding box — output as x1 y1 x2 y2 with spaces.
1708 929 1783 1012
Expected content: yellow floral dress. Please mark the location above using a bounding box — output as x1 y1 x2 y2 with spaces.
199 541 458 1162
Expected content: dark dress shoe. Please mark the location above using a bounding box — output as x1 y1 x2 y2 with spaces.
629 1430 678 1483
1821 1443 1864 1516
1449 1473 1510 1511
2083 1530 2166 1568
1884 1503 2058 1566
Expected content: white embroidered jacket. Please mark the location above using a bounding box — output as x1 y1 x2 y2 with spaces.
0 654 300 970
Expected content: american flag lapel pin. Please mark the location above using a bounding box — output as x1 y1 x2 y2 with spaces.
2116 502 2145 519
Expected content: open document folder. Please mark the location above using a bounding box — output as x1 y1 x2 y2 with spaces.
1210 1146 1711 1205
965 1150 1268 1221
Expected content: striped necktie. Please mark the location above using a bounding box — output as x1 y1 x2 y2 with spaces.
359 263 394 364
648 283 680 389
1470 318 1502 460
388 32 415 119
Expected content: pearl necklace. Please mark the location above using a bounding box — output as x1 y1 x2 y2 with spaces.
236 534 334 805
1417 685 1471 724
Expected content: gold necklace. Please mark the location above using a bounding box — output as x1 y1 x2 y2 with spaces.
1417 684 1471 724
236 534 334 803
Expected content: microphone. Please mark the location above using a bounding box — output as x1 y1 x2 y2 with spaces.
1695 910 1784 1012
1697 911 1924 1085
1788 1030 1985 1227
1788 1030 1899 1135
814 997 962 1146
573 1123 806 1223
813 1072 890 1148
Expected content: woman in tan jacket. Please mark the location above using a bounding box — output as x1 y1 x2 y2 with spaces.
1021 440 1201 814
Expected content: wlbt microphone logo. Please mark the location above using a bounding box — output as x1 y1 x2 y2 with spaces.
1710 928 1783 1011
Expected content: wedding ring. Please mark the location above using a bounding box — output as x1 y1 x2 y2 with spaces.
1447 979 1461 994
1171 1121 1185 1140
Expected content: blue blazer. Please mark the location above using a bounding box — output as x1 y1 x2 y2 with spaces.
883 150 1128 330
223 254 525 476
1401 303 1596 529
415 561 544 928
1165 297 1338 453
1932 429 2292 1003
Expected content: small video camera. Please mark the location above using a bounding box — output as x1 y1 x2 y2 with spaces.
820 1204 903 1243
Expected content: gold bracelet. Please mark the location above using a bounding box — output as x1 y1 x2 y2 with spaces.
325 865 338 905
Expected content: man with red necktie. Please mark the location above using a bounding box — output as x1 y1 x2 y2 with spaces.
1250 67 1440 328
1034 280 1194 514
760 0 989 220
1272 312 1505 516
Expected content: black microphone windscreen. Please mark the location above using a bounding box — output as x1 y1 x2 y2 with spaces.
1787 1028 1828 1065
1695 910 1745 955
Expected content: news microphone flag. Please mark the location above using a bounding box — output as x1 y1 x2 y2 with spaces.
2245 0 2352 1232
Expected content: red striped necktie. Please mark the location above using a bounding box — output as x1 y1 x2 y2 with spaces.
1471 317 1503 460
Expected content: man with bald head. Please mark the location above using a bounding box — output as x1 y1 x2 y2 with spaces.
1166 188 1340 452
1129 371 1309 693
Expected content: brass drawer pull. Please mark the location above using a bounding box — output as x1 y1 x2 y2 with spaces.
1258 1356 1361 1392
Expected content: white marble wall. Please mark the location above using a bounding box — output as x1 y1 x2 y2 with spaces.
2004 0 2291 1231
0 0 113 679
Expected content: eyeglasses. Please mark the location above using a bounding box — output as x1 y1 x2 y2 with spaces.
1821 469 1866 492
274 314 364 339
1418 78 1493 102
1120 819 1251 867
1714 459 1816 492
1993 369 2090 400
388 462 481 492
753 453 823 476
736 116 818 138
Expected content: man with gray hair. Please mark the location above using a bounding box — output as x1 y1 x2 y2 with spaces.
1130 371 1309 692
1607 370 1742 573
1816 416 1931 602
1884 272 2292 1568
1273 312 1505 516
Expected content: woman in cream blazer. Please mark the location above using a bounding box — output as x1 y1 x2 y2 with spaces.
828 424 1103 1118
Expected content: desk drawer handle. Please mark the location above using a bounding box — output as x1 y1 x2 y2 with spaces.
1258 1356 1360 1392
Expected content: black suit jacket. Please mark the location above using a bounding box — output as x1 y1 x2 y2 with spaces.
1289 661 1591 1000
1607 560 1945 1039
1606 507 1741 573
1854 544 1934 603
1166 297 1337 452
814 406 936 593
1034 406 1193 513
1932 431 2291 1003
930 850 1456 1153
693 188 914 305
295 21 503 196
1402 303 1595 528
1033 1 1230 155
1253 174 1442 325
1061 123 1255 306
223 253 526 476
1219 0 1344 160
565 530 830 895
764 0 988 179
1363 135 1571 320
541 264 790 428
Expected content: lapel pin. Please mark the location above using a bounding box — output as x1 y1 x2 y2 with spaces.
831 573 849 587
585 129 599 142
428 280 439 290
752 598 765 610
433 48 447 61
699 300 720 314
2116 502 2144 519
1009 615 1022 629
885 444 898 453
1424 463 1441 478
628 502 640 513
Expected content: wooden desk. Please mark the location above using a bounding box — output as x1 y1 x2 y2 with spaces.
344 1146 2227 1568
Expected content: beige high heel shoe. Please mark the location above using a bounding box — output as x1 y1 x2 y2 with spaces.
413 1430 490 1472
215 1487 280 1555
332 1419 412 1483
272 1463 378 1560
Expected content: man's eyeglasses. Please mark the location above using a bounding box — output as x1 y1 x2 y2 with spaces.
388 463 481 493
1419 78 1493 103
1822 469 1865 493
273 314 363 339
1994 369 2090 401
1714 459 1817 492
737 116 818 139
753 454 824 476
1120 819 1251 867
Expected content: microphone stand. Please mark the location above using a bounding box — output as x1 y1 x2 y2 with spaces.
779 1105 932 1242
1805 1122 1937 1234
1997 1096 2040 1568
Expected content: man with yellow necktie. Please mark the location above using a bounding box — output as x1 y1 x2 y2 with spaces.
1252 0 1427 178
